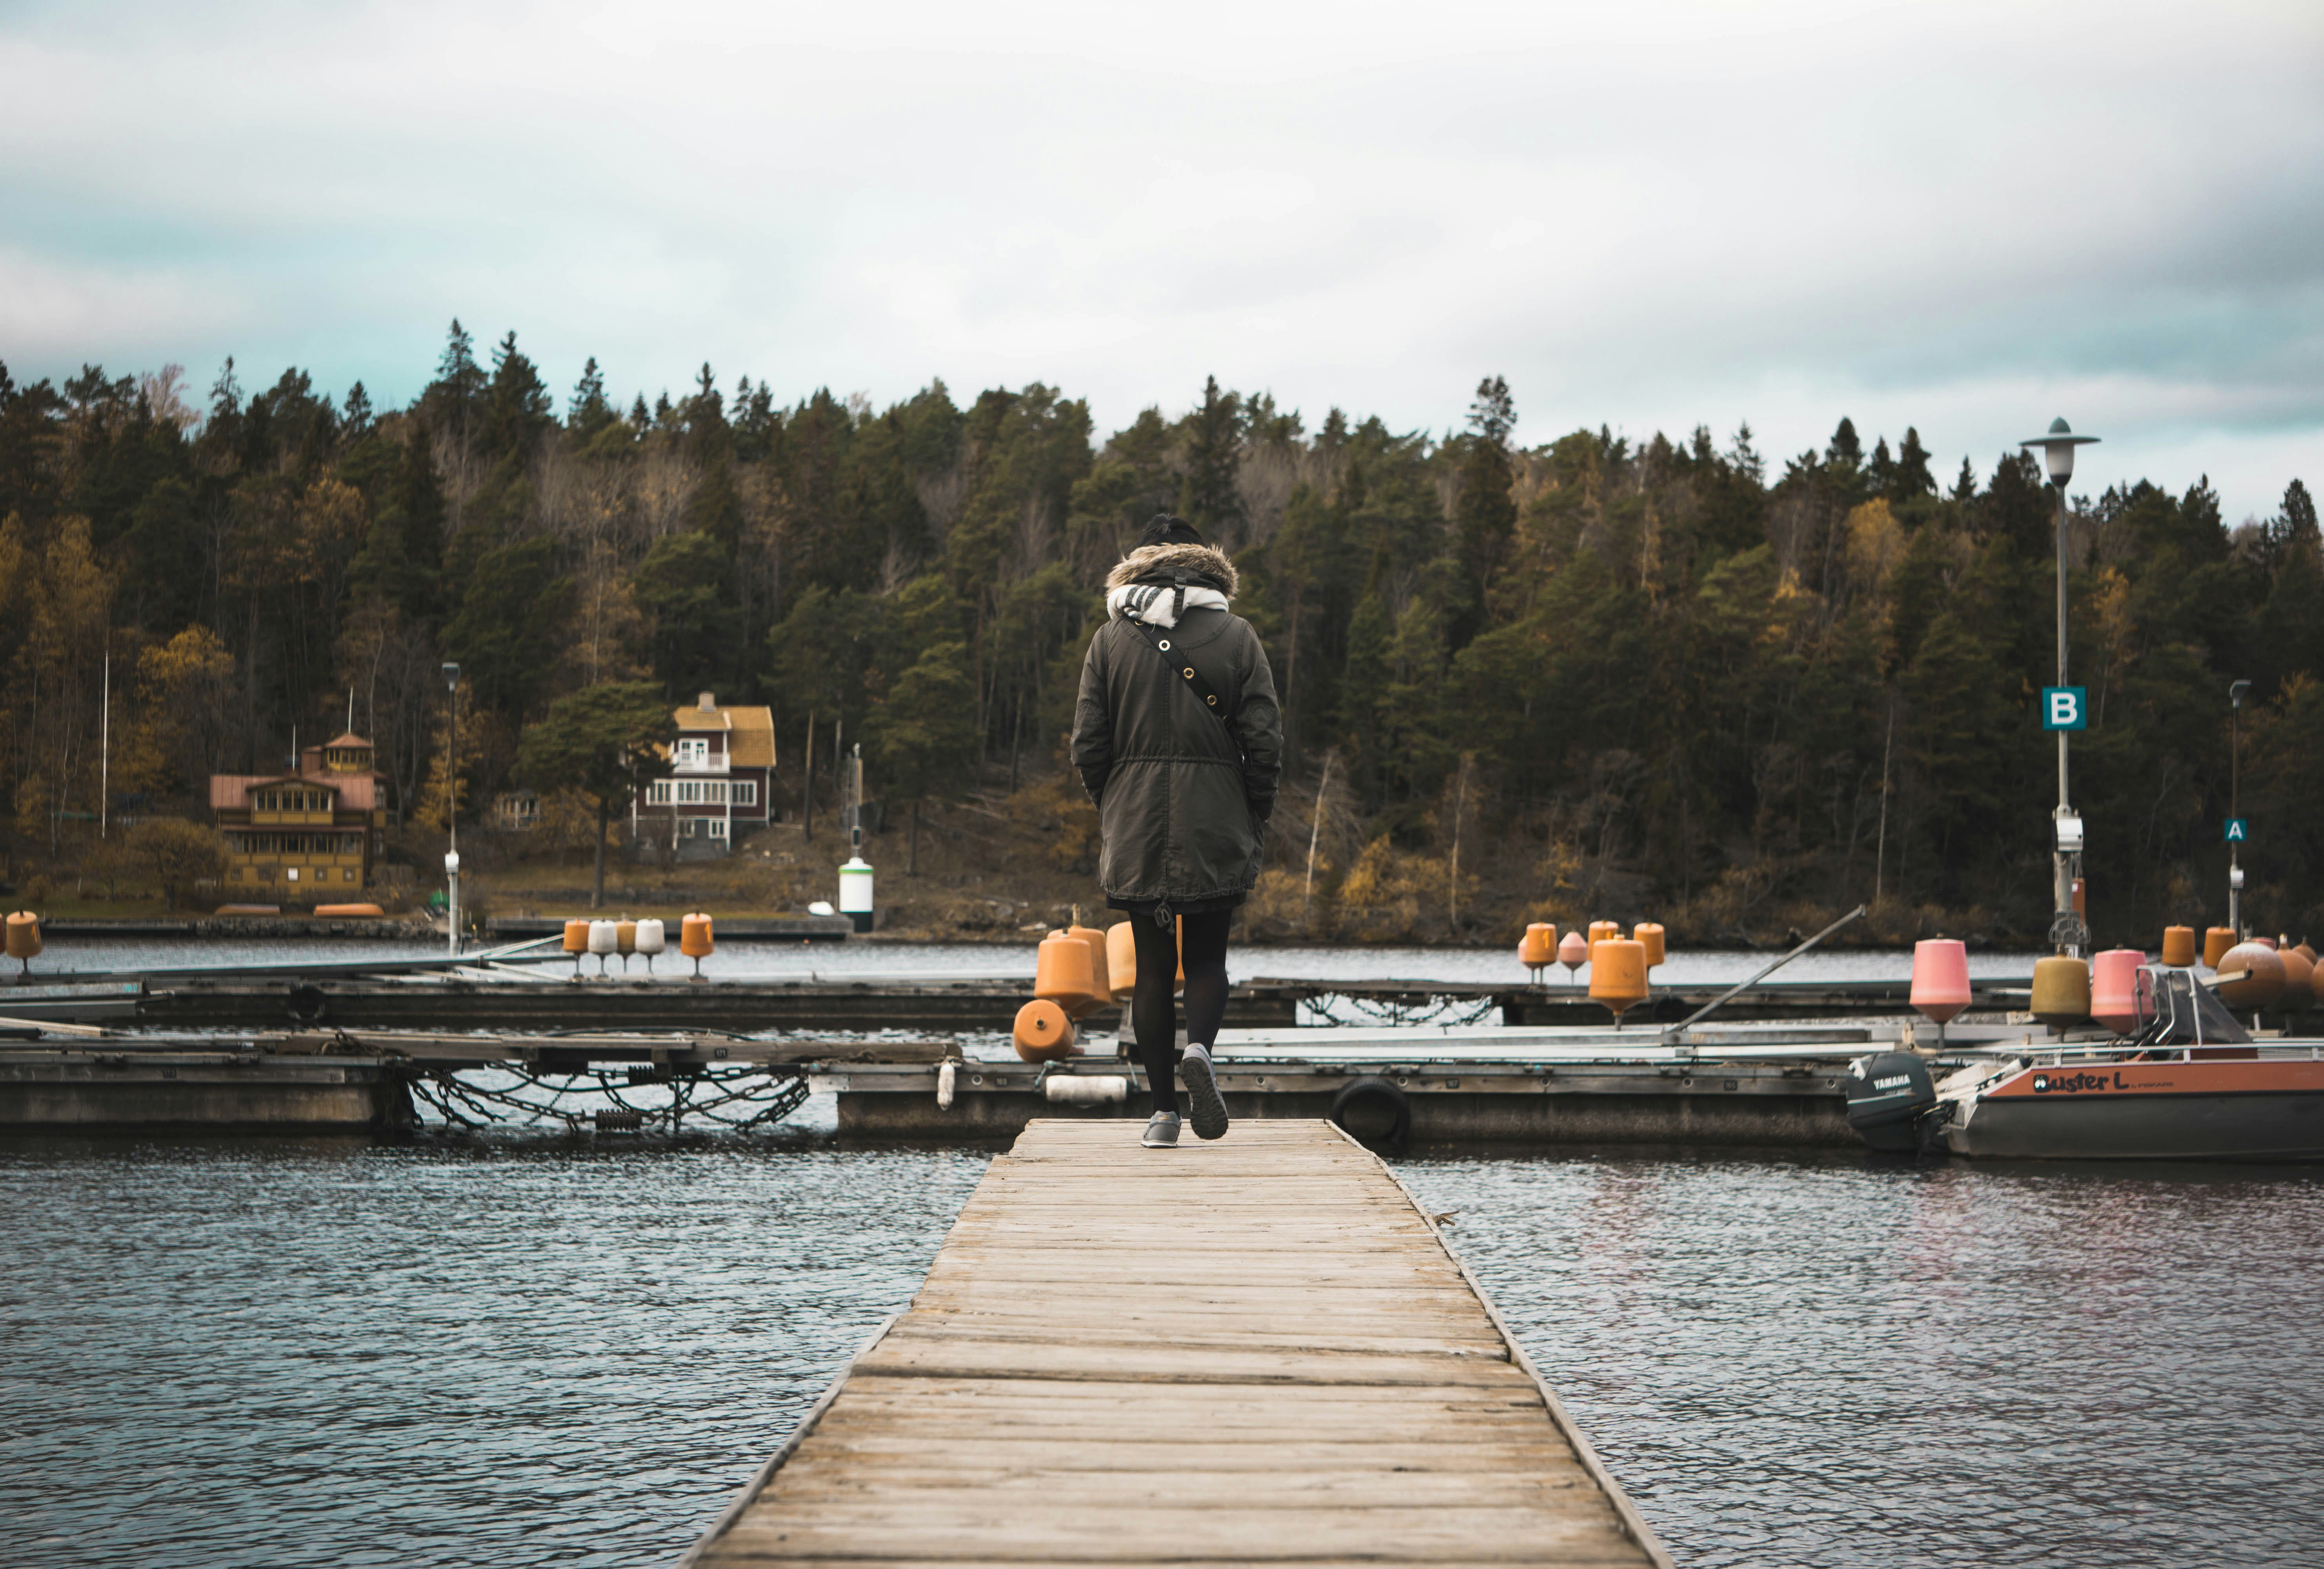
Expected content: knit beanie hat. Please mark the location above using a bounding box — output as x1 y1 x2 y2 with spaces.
1136 513 1204 548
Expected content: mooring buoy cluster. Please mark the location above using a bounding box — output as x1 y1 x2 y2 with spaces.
557 912 714 979
1516 919 1667 1021
1912 926 2316 1039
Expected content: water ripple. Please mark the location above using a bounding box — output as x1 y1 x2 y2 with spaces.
1399 1149 2324 1569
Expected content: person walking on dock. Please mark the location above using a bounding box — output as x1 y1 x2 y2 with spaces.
1072 515 1283 1148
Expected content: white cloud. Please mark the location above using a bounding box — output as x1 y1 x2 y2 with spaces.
0 0 2319 515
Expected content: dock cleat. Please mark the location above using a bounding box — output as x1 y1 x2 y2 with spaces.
1141 1111 1181 1148
1179 1043 1230 1140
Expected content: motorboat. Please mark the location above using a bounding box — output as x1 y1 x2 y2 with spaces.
1845 966 2324 1160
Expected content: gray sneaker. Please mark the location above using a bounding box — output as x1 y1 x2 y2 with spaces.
1179 1043 1230 1140
1141 1112 1181 1148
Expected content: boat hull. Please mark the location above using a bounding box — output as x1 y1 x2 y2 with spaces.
1944 1057 2324 1160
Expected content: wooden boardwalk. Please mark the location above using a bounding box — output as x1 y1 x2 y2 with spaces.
679 1119 1670 1567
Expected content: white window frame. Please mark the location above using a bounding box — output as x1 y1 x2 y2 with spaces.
673 737 710 770
706 816 729 840
731 780 756 807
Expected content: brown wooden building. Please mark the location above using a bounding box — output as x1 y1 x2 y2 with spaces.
209 732 390 895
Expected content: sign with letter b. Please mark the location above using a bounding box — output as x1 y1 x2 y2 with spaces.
2042 686 2087 731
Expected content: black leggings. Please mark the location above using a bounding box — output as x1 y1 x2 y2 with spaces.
1130 909 1232 1116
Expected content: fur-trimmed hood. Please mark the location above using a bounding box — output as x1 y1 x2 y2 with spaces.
1104 542 1238 598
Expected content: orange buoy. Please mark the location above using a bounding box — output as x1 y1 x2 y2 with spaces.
1632 922 1665 969
562 919 590 954
2202 926 2236 970
2275 945 2313 1014
1034 929 1101 1018
1105 921 1137 1002
2213 941 2286 1010
313 903 385 918
615 918 637 957
1013 998 1077 1061
2030 956 2091 1027
2089 949 2145 1034
680 912 714 979
2160 925 2197 967
1588 939 1649 1021
1065 925 1111 1008
1587 919 1621 949
1518 922 1556 974
2294 940 2317 965
5 911 41 968
1910 939 1971 1026
1557 930 1589 977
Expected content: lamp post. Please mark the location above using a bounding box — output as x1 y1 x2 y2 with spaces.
2019 417 2100 957
2228 678 2250 938
442 661 460 958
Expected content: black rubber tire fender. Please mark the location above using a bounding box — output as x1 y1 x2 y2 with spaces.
1330 1075 1412 1156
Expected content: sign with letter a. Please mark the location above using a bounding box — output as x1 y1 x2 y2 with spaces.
2041 686 2087 731
2224 817 2248 844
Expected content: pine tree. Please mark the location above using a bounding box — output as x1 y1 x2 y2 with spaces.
1179 375 1244 541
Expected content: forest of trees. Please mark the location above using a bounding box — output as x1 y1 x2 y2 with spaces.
3 323 2320 944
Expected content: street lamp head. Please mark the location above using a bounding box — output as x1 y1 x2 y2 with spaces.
2229 679 2252 709
442 661 460 691
2020 417 2100 487
443 849 460 875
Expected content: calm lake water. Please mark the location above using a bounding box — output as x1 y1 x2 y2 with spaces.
4 1123 2319 1568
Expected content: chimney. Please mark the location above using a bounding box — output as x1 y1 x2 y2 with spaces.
698 692 716 712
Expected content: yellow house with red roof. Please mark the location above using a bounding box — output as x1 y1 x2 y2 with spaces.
209 732 390 894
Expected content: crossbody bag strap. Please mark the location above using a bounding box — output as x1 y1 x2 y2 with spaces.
1119 612 1237 735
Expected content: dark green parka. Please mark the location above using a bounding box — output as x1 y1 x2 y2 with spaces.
1071 543 1283 908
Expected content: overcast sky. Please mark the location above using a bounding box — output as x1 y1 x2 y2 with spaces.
4 0 2320 520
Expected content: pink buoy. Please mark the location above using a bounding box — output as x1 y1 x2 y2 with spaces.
2089 948 2145 1035
1557 930 1590 978
1910 939 1971 1028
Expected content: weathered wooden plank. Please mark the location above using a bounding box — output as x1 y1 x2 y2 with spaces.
679 1119 1669 1569
710 1509 1641 1562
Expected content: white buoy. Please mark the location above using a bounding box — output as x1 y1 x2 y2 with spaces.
839 856 875 934
587 919 618 977
635 917 665 976
1042 1074 1129 1105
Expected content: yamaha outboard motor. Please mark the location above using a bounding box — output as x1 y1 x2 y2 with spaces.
1844 1052 1937 1151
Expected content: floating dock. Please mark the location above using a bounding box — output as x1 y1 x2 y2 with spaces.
116 973 2037 1034
678 1118 1672 1569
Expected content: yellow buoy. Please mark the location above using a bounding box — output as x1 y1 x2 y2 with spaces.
680 912 714 979
1013 998 1077 1061
1064 925 1112 1009
1034 929 1100 1018
2160 925 2197 967
1632 922 1665 969
2030 955 2091 1027
1589 939 1649 1022
615 918 637 955
2202 926 2236 970
1105 920 1137 1002
5 910 42 969
1518 922 1556 973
